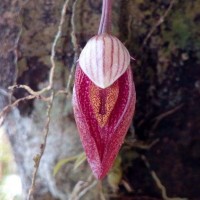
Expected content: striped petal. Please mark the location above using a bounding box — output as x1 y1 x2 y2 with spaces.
79 34 130 88
73 64 136 179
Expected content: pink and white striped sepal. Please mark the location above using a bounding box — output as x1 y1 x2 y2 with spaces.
79 33 130 89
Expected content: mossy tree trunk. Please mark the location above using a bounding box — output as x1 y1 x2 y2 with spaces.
0 0 200 199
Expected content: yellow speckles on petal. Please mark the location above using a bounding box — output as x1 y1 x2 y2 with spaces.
89 81 119 127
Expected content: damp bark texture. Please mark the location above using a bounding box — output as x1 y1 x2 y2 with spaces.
0 0 200 199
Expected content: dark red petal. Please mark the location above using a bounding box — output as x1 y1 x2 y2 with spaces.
72 64 136 179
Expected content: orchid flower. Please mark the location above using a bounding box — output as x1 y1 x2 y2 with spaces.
72 0 136 179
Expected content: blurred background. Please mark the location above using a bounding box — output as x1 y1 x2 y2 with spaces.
0 131 22 199
0 0 200 199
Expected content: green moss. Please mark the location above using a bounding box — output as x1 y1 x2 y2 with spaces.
161 2 200 55
171 14 192 49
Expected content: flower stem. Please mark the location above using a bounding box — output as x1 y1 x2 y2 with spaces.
98 0 113 34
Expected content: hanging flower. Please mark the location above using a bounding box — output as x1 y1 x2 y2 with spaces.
72 0 136 179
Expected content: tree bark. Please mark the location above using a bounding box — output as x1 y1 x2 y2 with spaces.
1 0 200 200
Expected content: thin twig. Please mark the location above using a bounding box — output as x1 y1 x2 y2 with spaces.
0 95 35 126
124 15 133 45
8 84 50 96
152 104 183 130
98 180 106 200
71 0 79 54
121 179 133 193
78 180 98 199
13 24 22 89
141 155 188 200
69 174 98 200
27 0 71 198
49 0 71 89
125 138 159 150
0 94 50 126
27 91 55 200
142 0 175 46
66 0 79 93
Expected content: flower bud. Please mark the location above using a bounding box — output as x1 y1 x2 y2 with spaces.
72 33 136 179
